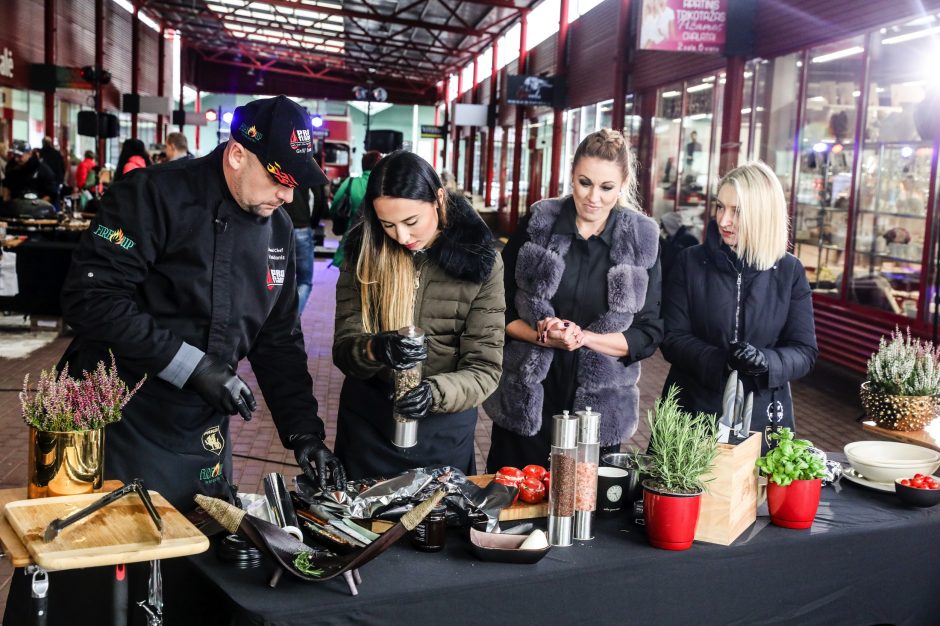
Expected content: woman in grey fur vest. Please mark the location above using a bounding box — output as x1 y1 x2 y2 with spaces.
483 129 663 471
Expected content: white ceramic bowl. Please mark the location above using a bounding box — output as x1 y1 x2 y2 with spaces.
844 441 940 483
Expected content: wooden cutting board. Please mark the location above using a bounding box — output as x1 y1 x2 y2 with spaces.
4 491 209 571
468 474 548 521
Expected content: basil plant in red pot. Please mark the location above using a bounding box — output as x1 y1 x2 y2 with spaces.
755 428 827 529
642 385 719 551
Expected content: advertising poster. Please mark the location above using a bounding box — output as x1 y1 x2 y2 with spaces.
638 0 727 54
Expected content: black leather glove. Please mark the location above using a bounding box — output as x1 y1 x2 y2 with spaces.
728 341 769 376
185 354 256 420
371 330 427 370
289 434 346 492
394 380 434 420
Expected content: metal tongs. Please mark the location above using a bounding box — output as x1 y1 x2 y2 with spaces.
719 370 754 444
43 478 163 542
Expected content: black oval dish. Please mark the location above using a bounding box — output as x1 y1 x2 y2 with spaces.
469 527 550 564
895 477 940 508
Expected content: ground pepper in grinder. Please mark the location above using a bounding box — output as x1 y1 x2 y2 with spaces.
573 407 600 540
548 410 579 547
392 325 425 448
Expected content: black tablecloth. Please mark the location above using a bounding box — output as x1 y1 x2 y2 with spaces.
189 481 940 626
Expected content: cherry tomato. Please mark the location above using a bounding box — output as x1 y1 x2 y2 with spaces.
518 477 546 504
929 483 940 490
900 479 911 486
913 473 925 479
523 464 547 482
542 471 551 492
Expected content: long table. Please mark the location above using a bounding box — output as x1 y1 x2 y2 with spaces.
189 479 940 626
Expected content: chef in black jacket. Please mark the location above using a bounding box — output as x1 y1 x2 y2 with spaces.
59 95 346 509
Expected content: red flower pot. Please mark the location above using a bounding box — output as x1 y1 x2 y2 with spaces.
767 478 822 529
642 481 702 551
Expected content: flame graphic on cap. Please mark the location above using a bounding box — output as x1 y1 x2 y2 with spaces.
108 229 125 245
247 125 258 138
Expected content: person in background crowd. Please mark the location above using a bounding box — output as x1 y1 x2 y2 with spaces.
3 141 58 206
329 149 382 267
40 136 66 187
659 211 699 280
283 181 321 314
75 150 97 190
661 161 817 452
332 150 505 479
484 129 662 471
0 142 8 187
165 131 193 161
113 138 153 181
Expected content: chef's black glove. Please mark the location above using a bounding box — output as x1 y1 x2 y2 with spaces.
371 330 427 370
394 380 434 420
728 341 769 376
289 434 346 492
185 354 256 421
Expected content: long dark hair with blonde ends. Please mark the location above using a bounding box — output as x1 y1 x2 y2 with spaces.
355 151 448 333
572 128 641 212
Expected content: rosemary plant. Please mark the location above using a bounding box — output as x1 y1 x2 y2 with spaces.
867 327 940 396
645 385 720 495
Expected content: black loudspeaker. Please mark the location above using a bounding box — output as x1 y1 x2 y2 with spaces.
366 130 403 153
77 111 120 138
77 111 98 136
724 0 758 57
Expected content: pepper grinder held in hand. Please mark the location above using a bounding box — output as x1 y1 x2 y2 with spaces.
392 325 425 448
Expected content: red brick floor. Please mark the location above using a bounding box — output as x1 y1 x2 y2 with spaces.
0 256 889 622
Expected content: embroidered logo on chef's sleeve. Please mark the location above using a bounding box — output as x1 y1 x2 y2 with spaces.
202 425 225 456
289 128 312 154
265 161 299 188
93 225 136 250
199 462 224 485
266 247 286 290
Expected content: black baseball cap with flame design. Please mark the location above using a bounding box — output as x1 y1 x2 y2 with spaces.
230 95 327 189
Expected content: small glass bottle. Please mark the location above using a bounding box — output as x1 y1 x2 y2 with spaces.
574 407 600 540
392 325 425 448
547 410 579 547
410 502 447 552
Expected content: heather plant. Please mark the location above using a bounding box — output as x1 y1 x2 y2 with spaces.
20 353 146 432
867 327 940 396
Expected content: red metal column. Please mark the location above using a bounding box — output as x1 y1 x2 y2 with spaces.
452 72 463 178
611 0 630 133
484 39 499 208
509 10 529 232
131 3 140 139
95 0 105 163
637 90 656 215
43 0 57 139
465 59 479 193
717 55 745 177
548 0 569 197
156 27 166 143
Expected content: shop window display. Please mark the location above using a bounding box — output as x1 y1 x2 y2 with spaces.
650 83 682 220
791 35 865 295
676 75 719 237
849 24 938 319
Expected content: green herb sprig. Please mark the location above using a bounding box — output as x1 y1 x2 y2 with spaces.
755 428 826 486
293 550 325 577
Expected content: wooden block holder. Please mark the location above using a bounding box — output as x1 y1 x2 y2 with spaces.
695 431 761 546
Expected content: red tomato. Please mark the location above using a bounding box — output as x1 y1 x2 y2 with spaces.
900 479 911 486
542 471 550 493
523 464 547 482
494 467 524 504
518 477 546 504
929 484 940 490
914 473 925 479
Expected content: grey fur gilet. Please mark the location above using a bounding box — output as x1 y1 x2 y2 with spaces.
483 197 659 446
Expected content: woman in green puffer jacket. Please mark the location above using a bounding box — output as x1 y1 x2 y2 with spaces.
332 150 505 479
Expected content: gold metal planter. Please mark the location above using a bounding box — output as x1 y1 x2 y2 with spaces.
28 427 105 499
860 381 940 432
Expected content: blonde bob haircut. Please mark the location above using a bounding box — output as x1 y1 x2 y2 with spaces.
717 160 789 271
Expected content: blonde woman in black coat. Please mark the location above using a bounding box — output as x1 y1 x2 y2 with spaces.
662 161 817 451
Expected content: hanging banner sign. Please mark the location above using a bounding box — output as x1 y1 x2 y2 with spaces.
420 125 446 139
638 0 727 54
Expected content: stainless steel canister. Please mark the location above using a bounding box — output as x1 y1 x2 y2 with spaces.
391 325 425 448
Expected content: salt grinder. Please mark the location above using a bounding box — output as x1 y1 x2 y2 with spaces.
392 325 424 448
547 410 579 547
573 407 600 540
